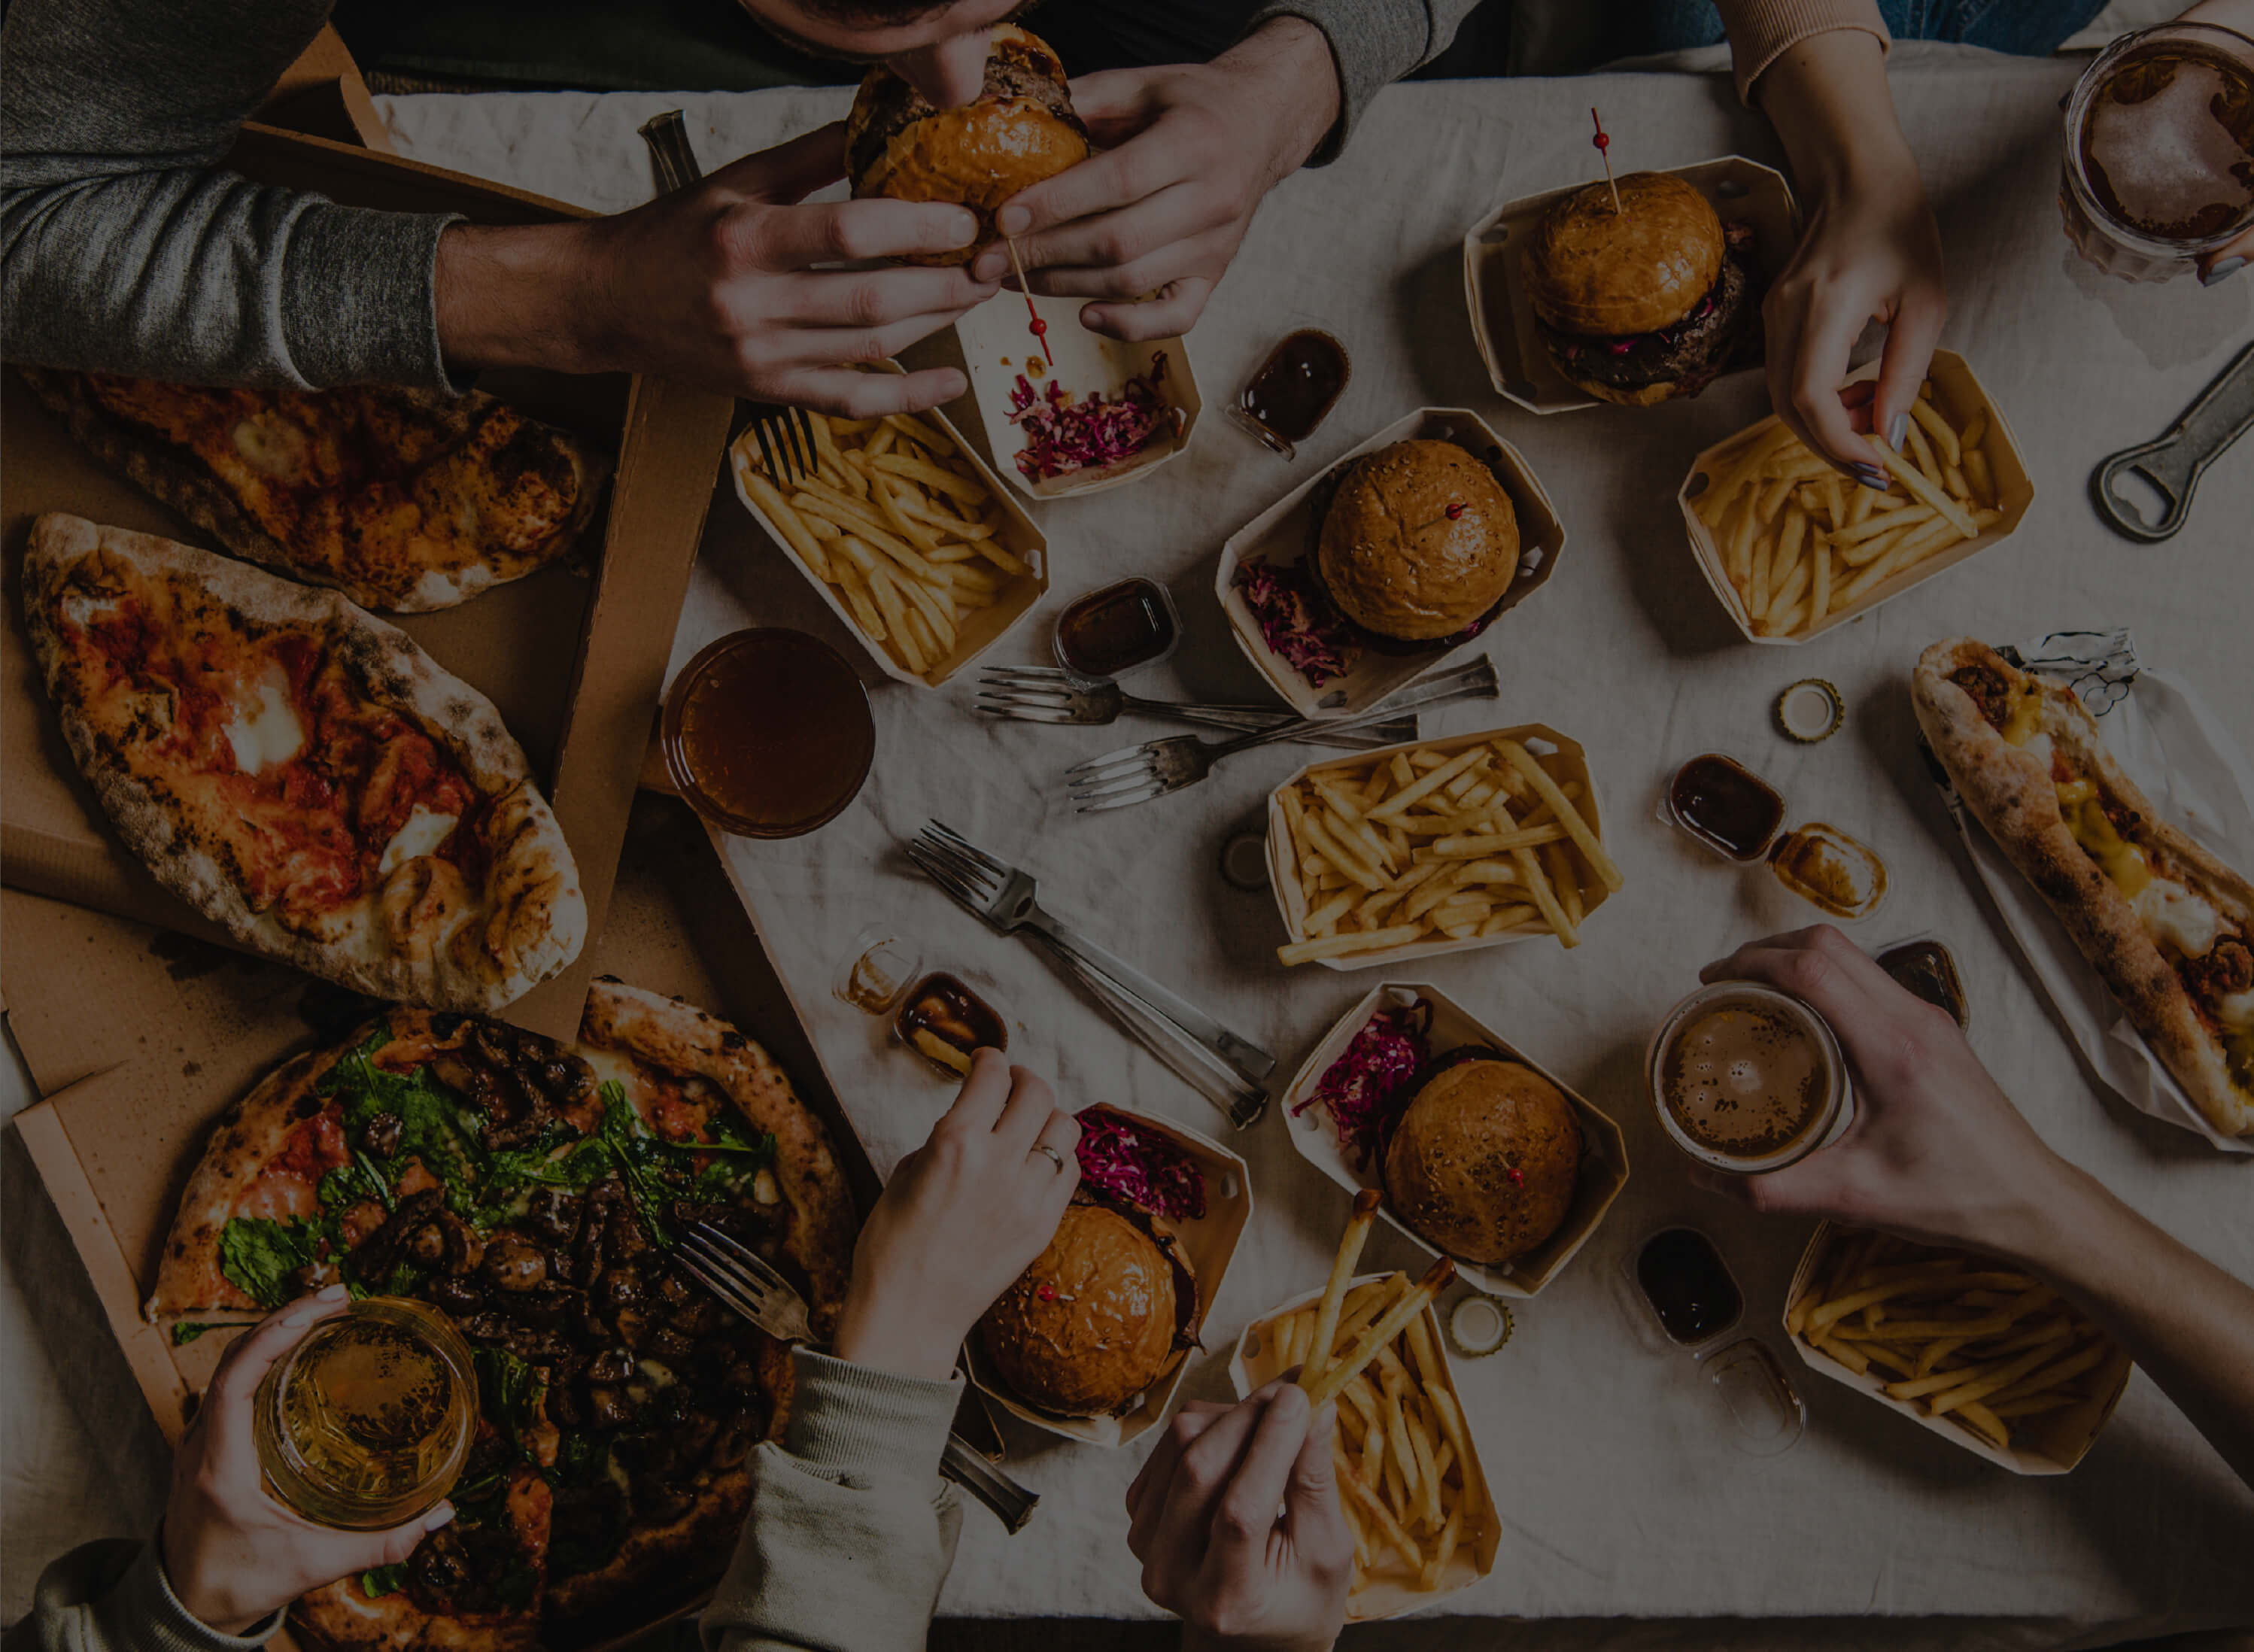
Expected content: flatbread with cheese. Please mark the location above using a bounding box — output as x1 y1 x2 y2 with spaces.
1913 637 2254 1137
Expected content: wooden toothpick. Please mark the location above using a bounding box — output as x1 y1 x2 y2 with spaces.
1003 235 1049 367
1590 107 1621 214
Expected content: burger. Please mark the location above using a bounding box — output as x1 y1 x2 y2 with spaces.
1520 171 1762 407
845 25 1091 268
1382 1055 1582 1267
977 1195 1200 1418
1310 439 1520 650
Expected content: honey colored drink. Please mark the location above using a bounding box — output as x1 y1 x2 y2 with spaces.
1647 983 1849 1173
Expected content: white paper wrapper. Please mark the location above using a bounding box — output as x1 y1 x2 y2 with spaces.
1927 629 2254 1153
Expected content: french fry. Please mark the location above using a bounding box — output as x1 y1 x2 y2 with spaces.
1496 742 1621 891
1302 1191 1383 1395
1276 925 1428 966
1863 434 1977 537
1339 1462 1422 1571
1305 1259 1454 1411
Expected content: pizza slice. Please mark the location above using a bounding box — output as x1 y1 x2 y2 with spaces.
1913 637 2254 1137
150 992 860 1644
22 513 585 1012
15 368 609 612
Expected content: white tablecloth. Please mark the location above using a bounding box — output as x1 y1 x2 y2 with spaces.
5 44 2252 1644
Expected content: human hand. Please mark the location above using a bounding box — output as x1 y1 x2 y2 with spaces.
1125 1380 1352 1652
160 1286 453 1635
967 19 1341 341
1690 925 2082 1258
437 123 998 414
831 1049 1081 1381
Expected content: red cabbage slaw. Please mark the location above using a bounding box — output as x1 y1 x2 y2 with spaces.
1009 352 1171 482
1293 999 1434 1171
1075 1105 1207 1222
1232 558 1360 688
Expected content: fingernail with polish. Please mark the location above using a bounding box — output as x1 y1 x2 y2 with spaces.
1855 464 1888 490
998 204 1030 237
2201 256 2246 287
1885 412 1908 451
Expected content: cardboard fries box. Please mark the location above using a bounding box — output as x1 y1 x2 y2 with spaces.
7 795 888 1651
1214 408 1566 720
963 1104 1253 1448
1676 349 2035 646
1265 724 1614 970
1463 156 1800 416
1229 1275 1501 1619
1782 1221 2134 1475
1278 984 1629 1300
1 123 736 1043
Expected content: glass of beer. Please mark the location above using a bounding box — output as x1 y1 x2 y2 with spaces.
1647 982 1852 1174
2059 22 2254 282
254 1297 476 1529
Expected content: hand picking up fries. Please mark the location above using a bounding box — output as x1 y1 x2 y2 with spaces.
1241 1199 1487 1607
730 403 1035 682
1787 1227 2130 1460
1271 730 1621 965
1690 378 2006 639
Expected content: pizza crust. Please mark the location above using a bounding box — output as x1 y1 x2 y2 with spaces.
1912 637 2254 1137
23 513 586 1012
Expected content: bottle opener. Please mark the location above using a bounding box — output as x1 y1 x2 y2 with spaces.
2091 341 2254 542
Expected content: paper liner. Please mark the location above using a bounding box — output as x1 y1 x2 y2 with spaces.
1783 1222 2133 1474
1463 156 1800 415
727 366 1047 688
1214 408 1566 719
1676 349 2035 645
955 291 1201 501
1229 1274 1499 1619
1276 984 1630 1298
1265 724 1612 970
963 1104 1253 1447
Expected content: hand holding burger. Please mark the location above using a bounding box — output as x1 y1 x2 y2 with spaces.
831 1049 1081 1382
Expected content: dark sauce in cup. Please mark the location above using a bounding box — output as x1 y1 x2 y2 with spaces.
895 973 1007 1077
1667 754 1786 861
1232 330 1350 458
1054 579 1178 678
1636 1228 1745 1347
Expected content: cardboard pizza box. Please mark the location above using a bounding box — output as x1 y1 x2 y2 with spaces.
256 26 393 152
0 123 737 1044
5 793 889 1651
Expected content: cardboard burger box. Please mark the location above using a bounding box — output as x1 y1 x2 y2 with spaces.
0 123 737 1044
1214 408 1566 721
1229 1275 1499 1619
1278 983 1629 1299
6 794 893 1651
1461 155 1800 416
963 1104 1253 1448
1676 348 2035 646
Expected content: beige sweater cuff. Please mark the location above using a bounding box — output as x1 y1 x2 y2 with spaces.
1721 0 1892 103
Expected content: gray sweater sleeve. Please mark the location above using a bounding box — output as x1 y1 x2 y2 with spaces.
0 0 460 389
16 1534 282 1652
702 1348 964 1652
1242 0 1484 164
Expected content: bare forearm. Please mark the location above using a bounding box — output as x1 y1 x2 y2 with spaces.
1754 28 1915 199
1223 17 1343 186
433 220 605 377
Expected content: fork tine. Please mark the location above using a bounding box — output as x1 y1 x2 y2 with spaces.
975 703 1080 725
751 418 784 484
674 1249 759 1321
977 666 1074 685
1068 766 1165 800
904 843 985 905
974 689 1077 710
924 821 1010 879
785 408 819 484
910 828 1002 891
680 1230 779 1306
695 1223 794 1293
1075 784 1166 812
1065 752 1162 785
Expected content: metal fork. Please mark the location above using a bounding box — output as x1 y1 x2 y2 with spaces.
1067 657 1500 812
906 821 1277 1089
975 667 1417 749
639 110 818 488
676 1224 1040 1534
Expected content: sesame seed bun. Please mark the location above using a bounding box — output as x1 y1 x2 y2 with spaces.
1521 172 1727 339
1314 440 1520 644
1383 1057 1582 1267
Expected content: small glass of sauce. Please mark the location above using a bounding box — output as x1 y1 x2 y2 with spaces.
254 1297 475 1530
1665 753 1787 862
1769 823 1888 921
663 629 876 839
833 925 922 1016
895 971 1008 1077
1229 329 1351 461
1877 937 1969 1028
1053 578 1180 679
1635 1228 1744 1349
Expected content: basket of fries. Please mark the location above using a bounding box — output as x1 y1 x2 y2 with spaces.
1678 349 2034 644
1265 724 1620 967
1280 984 1629 1298
1232 1209 1497 1617
728 375 1048 688
1784 1223 2134 1474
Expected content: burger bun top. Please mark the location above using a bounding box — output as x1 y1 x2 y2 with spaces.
1383 1056 1583 1268
1315 440 1520 642
1522 172 1726 338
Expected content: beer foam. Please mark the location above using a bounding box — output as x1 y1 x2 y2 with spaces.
1661 1004 1824 1155
2086 59 2254 238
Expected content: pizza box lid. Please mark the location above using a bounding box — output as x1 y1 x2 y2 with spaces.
1262 723 1615 971
5 794 892 1651
1462 155 1800 415
0 122 735 1045
1213 408 1566 720
961 1103 1253 1448
1675 348 2036 645
1782 1221 2134 1475
1228 1273 1501 1619
1274 982 1629 1299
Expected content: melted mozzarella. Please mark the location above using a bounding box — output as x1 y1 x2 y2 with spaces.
2131 878 2225 958
377 803 459 874
579 1048 647 1103
60 591 121 630
2216 987 2254 1031
2017 731 2055 770
223 673 305 774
